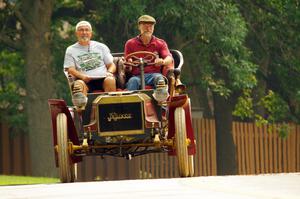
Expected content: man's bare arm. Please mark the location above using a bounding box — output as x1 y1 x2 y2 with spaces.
67 67 91 82
106 62 116 75
155 55 173 66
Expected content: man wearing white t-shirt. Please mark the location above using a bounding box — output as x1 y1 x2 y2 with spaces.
64 21 116 95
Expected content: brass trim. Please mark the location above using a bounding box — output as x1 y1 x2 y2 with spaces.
94 93 150 104
99 129 144 137
69 138 174 152
94 93 147 136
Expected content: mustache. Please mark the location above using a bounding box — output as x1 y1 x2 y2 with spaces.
79 36 90 42
141 31 151 35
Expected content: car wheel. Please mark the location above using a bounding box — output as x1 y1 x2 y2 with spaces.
174 107 189 177
188 155 195 177
56 113 76 183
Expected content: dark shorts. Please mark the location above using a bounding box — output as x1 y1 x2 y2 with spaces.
87 79 105 92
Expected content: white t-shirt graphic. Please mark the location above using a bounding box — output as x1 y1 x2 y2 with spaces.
63 40 113 79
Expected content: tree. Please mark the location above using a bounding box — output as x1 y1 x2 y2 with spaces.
189 1 257 175
0 50 25 129
1 0 57 177
235 0 300 125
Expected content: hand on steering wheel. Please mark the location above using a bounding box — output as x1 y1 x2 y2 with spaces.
124 51 157 68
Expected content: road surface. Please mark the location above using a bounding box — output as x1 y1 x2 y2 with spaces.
0 173 299 199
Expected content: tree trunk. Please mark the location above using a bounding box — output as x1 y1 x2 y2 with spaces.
22 0 57 177
213 93 237 175
253 55 269 116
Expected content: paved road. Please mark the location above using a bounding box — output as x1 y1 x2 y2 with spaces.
0 173 299 199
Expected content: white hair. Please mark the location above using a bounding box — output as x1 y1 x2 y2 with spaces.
75 21 92 31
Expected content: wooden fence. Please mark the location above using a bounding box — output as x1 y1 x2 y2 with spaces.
1 119 299 181
232 121 300 174
0 123 31 176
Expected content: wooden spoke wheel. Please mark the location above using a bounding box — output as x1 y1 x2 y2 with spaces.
174 107 189 177
188 155 195 177
56 113 76 183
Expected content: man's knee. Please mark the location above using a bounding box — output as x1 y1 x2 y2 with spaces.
126 76 140 90
73 80 88 95
103 76 116 91
128 76 140 84
104 76 116 84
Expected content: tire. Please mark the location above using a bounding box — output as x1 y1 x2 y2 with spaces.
70 163 77 181
56 113 76 183
174 107 189 177
188 155 195 177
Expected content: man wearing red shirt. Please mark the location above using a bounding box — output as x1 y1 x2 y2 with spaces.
124 15 173 90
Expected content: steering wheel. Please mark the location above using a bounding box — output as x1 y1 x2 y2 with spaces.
124 51 157 67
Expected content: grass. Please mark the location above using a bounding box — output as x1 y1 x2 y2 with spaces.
0 175 60 186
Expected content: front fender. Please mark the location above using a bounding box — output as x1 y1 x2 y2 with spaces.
48 99 82 165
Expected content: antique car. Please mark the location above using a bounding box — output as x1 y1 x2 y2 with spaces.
48 50 196 183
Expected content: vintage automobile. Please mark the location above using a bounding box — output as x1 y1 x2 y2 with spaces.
48 50 196 183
